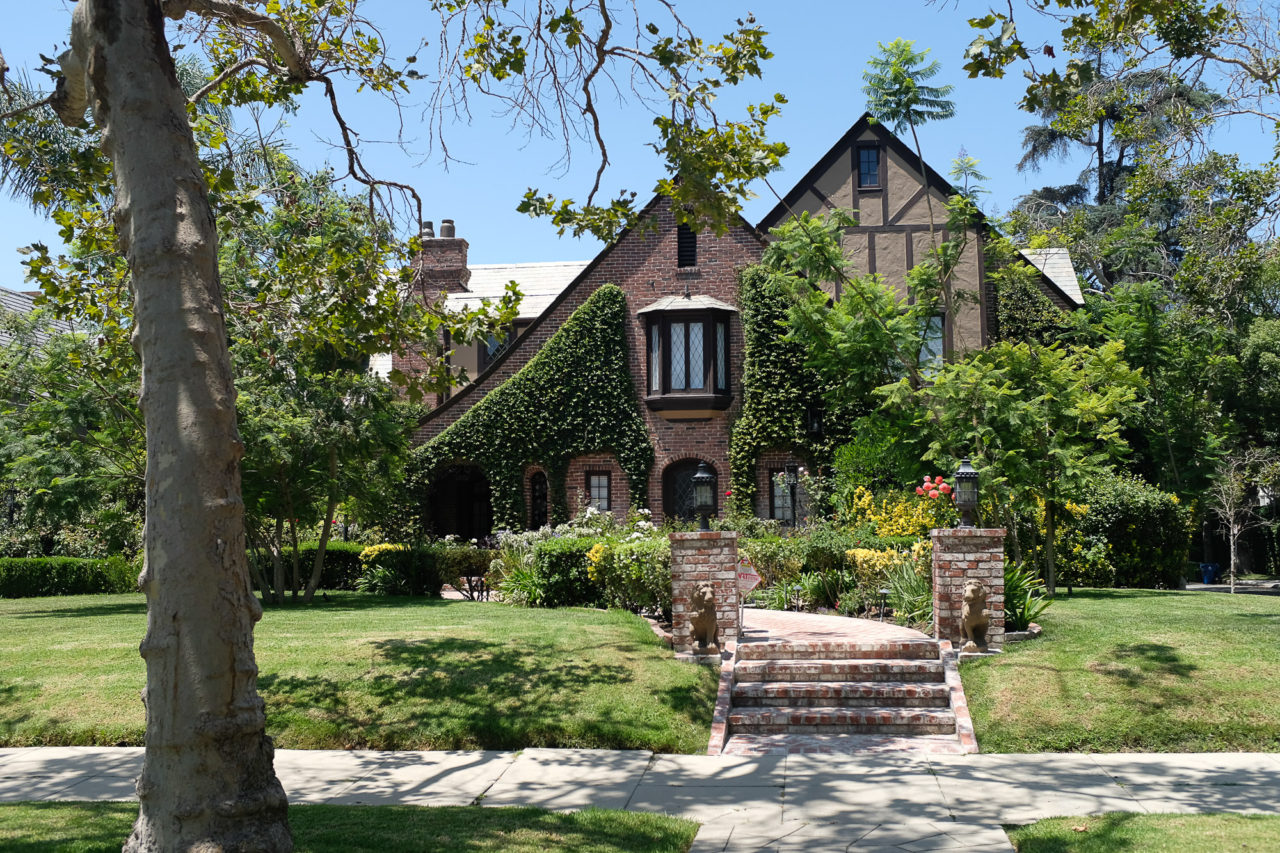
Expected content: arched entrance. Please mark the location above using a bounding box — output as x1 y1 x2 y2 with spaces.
529 470 549 529
427 464 493 540
663 459 718 522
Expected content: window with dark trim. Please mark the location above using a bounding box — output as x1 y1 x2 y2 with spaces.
677 224 697 267
586 471 611 512
857 146 881 189
645 310 733 411
768 469 794 524
920 313 945 372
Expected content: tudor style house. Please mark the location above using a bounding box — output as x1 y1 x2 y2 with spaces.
407 114 1082 538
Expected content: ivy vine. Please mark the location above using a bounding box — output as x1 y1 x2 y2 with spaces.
407 284 654 530
728 265 845 504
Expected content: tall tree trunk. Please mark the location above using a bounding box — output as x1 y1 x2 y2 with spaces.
1229 520 1240 593
58 2 290 850
304 445 340 602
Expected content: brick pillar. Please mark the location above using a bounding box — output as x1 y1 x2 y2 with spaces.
669 531 740 655
931 528 1006 648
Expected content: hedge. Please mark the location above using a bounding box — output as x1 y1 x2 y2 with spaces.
0 556 136 598
248 540 366 591
531 536 604 608
1059 474 1191 588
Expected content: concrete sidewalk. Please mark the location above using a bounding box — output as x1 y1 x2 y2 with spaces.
3 748 1279 851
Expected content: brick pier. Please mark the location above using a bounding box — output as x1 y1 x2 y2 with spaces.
669 531 740 656
931 528 1006 648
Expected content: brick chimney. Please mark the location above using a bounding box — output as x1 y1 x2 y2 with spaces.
413 218 471 295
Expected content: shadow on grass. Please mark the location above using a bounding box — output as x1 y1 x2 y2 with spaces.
0 681 37 733
1006 812 1147 853
258 636 657 750
12 600 147 620
1110 643 1197 681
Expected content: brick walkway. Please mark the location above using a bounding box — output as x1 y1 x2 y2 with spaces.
739 608 929 645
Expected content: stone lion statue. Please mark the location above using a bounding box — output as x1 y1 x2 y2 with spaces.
689 582 720 655
960 580 990 653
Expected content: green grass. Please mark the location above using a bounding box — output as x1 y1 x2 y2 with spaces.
963 588 1280 752
0 802 699 852
0 594 716 753
1007 812 1280 852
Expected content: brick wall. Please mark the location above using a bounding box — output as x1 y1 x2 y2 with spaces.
931 528 1006 648
563 453 630 522
415 198 764 524
669 531 740 655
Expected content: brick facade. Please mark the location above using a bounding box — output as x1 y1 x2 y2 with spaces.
416 198 763 524
563 453 630 521
669 531 740 655
930 528 1006 648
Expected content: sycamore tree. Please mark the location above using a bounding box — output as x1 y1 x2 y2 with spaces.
1 1 787 850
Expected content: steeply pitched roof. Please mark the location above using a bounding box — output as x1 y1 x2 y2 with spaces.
1019 248 1085 308
443 260 591 320
758 112 962 232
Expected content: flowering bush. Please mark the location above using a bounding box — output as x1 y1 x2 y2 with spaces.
355 543 453 596
915 475 954 500
586 538 672 618
845 486 957 538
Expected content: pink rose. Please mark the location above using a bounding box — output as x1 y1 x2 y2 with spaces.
916 486 925 495
928 489 939 499
939 483 952 495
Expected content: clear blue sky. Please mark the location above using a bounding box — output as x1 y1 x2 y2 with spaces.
3 1 1276 285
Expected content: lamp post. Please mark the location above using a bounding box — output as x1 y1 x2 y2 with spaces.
692 461 715 531
955 458 979 528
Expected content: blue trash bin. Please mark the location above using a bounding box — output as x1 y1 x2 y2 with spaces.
1200 562 1220 584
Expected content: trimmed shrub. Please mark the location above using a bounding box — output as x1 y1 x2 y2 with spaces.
531 536 603 608
586 538 672 618
355 543 454 597
0 556 136 598
1060 475 1191 589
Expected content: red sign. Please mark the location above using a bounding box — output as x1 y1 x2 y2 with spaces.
737 555 761 593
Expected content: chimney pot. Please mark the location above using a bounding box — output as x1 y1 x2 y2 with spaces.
440 219 456 239
421 220 435 239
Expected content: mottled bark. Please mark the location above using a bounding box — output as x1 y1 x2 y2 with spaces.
57 1 290 849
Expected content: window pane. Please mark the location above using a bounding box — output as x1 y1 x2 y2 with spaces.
688 322 705 390
649 325 661 393
671 323 687 390
859 148 879 188
715 321 727 391
771 472 793 524
921 314 944 373
589 474 610 512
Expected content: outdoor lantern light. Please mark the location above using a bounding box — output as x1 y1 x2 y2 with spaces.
692 461 715 531
955 458 979 528
878 587 890 622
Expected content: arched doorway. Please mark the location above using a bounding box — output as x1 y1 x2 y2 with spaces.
427 464 493 540
529 470 549 529
663 459 718 522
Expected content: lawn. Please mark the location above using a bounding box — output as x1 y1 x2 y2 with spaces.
1007 813 1280 852
0 594 717 753
963 588 1280 752
0 802 699 852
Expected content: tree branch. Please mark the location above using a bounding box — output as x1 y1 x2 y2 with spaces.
188 57 273 104
177 0 311 81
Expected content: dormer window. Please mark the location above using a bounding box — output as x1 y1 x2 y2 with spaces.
858 146 881 189
677 224 697 267
638 294 735 418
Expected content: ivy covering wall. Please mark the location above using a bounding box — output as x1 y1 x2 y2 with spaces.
728 265 843 504
408 284 653 530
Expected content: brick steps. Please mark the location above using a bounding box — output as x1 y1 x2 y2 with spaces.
736 639 940 661
725 635 963 748
732 680 950 708
728 706 957 735
734 658 944 683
